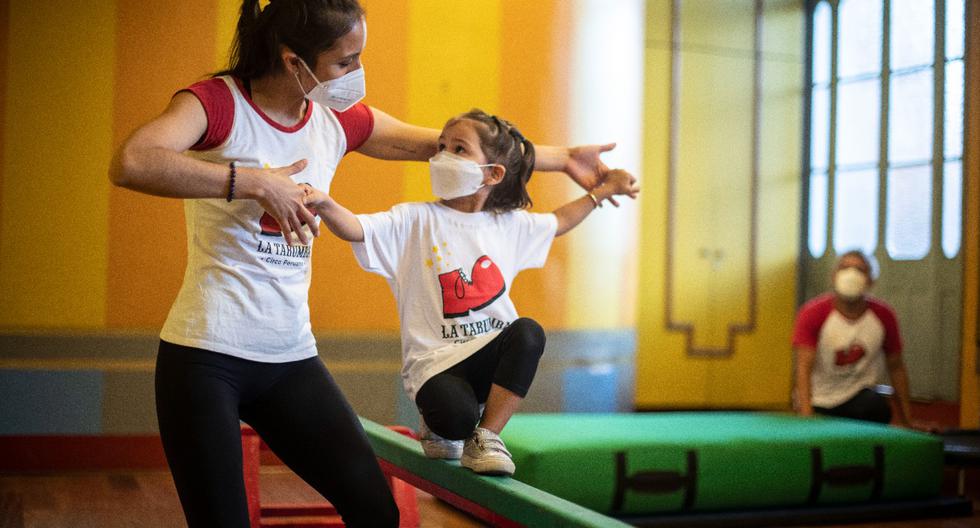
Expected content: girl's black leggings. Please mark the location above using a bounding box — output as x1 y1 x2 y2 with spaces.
415 317 546 440
155 340 398 528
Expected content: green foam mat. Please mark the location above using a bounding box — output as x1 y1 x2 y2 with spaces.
501 412 943 515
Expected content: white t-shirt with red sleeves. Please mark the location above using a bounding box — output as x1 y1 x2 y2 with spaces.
352 202 558 400
159 76 374 363
792 293 903 408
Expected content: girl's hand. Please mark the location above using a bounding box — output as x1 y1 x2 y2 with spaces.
594 169 639 205
302 185 330 211
248 159 319 246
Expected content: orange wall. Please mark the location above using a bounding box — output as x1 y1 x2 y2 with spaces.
308 0 411 331
107 0 218 329
499 1 573 329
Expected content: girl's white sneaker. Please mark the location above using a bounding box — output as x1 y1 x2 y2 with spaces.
418 419 463 459
460 427 515 476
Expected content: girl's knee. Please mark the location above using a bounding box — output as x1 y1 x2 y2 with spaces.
423 406 479 440
511 317 546 357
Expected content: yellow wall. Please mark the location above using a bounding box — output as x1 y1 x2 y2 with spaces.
636 0 805 409
2 0 116 328
0 0 587 334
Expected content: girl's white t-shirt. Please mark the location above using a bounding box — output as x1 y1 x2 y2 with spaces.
353 202 558 399
160 76 368 363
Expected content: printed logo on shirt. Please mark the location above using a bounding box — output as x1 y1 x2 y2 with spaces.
256 238 311 267
258 209 320 237
441 316 509 342
439 255 505 318
834 343 866 367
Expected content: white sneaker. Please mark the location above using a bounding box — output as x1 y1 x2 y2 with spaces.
460 427 515 476
418 418 463 460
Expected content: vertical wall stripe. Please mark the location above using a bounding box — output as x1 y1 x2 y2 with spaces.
309 0 411 331
403 0 502 203
564 0 645 330
106 0 218 329
1 0 115 328
215 0 241 71
0 0 8 268
959 0 979 427
500 0 573 329
637 0 709 406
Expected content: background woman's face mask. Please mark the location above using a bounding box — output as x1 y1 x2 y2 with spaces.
297 60 366 112
834 267 868 300
429 151 493 200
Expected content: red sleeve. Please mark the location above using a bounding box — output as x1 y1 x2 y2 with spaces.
332 103 374 154
792 294 835 349
178 78 234 151
868 298 903 356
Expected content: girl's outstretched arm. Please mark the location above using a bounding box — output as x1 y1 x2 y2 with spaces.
303 188 365 242
553 169 639 237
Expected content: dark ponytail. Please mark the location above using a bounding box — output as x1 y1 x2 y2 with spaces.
217 0 364 80
450 109 536 213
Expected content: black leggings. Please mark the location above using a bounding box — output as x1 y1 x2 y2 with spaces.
814 387 893 424
155 340 398 528
415 318 546 440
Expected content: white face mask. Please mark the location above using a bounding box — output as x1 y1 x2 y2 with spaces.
297 60 365 112
429 151 493 200
834 267 868 300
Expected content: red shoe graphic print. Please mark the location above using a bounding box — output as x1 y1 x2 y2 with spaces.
259 208 319 237
834 343 866 366
439 255 506 318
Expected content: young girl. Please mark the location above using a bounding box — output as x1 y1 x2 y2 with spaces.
305 109 639 476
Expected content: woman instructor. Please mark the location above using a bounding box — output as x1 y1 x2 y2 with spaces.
109 0 616 526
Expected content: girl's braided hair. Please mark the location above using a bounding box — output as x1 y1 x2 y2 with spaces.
448 109 536 212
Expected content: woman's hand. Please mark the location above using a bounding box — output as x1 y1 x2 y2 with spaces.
535 143 617 199
246 159 319 246
565 143 616 187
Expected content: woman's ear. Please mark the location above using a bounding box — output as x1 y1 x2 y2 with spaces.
280 45 301 75
484 165 506 185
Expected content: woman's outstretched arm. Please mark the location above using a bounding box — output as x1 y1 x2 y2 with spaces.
357 107 620 194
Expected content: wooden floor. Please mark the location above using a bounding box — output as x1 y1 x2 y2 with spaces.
0 465 978 528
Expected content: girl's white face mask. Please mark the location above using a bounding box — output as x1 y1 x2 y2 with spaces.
297 60 365 112
429 151 493 200
834 267 869 300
